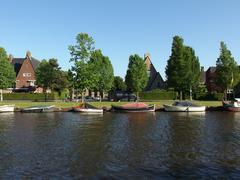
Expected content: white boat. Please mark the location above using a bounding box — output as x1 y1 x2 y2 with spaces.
164 101 206 112
73 103 103 114
21 105 55 113
0 105 15 112
73 107 103 114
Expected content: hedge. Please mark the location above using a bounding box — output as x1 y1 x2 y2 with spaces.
194 93 224 101
3 93 64 101
139 91 177 100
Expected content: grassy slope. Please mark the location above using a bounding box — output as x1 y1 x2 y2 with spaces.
0 100 222 108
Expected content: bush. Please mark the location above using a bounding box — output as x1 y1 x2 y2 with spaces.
3 93 64 101
194 93 224 101
139 91 177 100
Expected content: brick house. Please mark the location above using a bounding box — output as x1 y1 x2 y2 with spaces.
144 53 165 91
9 51 41 92
205 66 223 93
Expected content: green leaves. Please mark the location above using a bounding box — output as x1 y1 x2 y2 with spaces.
125 54 148 93
216 41 239 90
0 47 15 89
165 36 200 93
35 59 68 92
89 50 114 93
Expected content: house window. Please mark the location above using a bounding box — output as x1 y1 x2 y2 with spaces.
23 73 31 77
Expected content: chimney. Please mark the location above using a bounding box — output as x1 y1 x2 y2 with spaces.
201 66 204 72
26 51 32 60
8 54 13 63
144 53 151 71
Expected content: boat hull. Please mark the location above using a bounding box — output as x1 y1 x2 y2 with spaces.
111 105 155 112
163 104 206 112
21 106 55 113
73 107 103 113
0 105 15 112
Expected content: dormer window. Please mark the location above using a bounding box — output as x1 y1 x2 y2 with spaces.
23 73 31 77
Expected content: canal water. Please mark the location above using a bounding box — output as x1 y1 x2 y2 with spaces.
0 112 240 178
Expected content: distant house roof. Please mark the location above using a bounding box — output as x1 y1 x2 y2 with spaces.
207 67 216 73
11 57 40 75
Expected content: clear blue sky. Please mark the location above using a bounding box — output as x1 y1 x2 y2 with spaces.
1 0 240 79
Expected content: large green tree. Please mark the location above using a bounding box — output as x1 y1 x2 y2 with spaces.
89 50 114 100
183 46 200 100
125 54 148 100
165 36 200 100
216 42 240 99
0 47 15 101
68 33 96 101
36 58 68 93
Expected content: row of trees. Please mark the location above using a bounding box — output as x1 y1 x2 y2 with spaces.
1 33 239 101
165 35 240 100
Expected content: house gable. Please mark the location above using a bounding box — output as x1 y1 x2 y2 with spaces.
15 58 37 88
144 53 165 91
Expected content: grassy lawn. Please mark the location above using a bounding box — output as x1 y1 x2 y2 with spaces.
0 100 222 108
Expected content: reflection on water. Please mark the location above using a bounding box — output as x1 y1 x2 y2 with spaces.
0 112 240 178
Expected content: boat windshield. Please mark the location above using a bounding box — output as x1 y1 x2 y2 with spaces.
173 101 198 107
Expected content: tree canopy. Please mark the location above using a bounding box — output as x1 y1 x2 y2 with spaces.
165 36 200 99
36 58 68 93
89 50 114 97
0 47 15 101
69 33 96 96
216 42 240 96
125 54 148 97
112 76 127 91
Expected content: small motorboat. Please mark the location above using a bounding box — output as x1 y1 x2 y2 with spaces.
111 102 155 112
21 105 55 113
163 101 206 112
73 103 103 114
0 105 15 112
222 98 240 111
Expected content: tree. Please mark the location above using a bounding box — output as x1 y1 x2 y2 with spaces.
36 58 68 93
112 76 127 91
183 46 200 100
165 36 200 100
89 50 114 100
216 42 240 99
125 54 148 100
0 47 15 101
69 33 96 102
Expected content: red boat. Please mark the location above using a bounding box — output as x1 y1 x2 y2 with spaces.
222 98 240 112
111 102 155 112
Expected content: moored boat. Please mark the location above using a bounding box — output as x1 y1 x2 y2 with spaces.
0 105 15 112
73 103 103 114
111 102 155 112
163 101 206 112
222 98 240 111
21 105 55 113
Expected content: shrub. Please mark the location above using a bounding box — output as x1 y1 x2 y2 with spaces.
194 93 224 101
139 91 177 100
3 93 64 101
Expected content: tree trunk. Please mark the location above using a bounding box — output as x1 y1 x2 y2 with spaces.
179 91 182 101
190 86 192 101
224 89 227 101
81 91 84 103
0 89 3 102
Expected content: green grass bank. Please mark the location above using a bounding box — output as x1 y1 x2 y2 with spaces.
0 100 222 109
